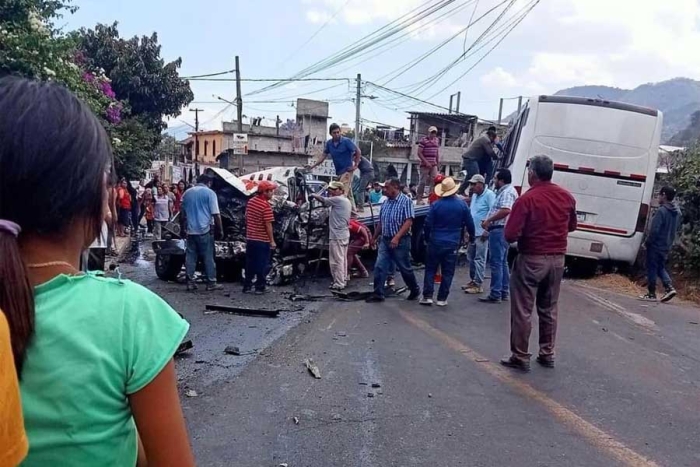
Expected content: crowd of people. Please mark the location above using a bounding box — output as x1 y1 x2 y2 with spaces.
0 79 683 465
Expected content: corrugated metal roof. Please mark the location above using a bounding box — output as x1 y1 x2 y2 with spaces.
406 111 478 120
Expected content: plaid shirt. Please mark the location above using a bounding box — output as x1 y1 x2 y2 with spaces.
379 193 414 238
488 184 518 227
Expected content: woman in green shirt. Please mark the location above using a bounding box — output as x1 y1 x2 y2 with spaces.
0 77 195 467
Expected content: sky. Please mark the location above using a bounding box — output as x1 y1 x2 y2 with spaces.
64 0 700 140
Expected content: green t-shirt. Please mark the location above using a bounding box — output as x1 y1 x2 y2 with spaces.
19 273 189 467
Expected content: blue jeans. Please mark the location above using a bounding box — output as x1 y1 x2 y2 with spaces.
480 158 495 186
186 232 216 285
487 228 510 299
458 159 481 196
245 240 271 291
373 236 419 298
468 237 489 285
423 242 458 301
646 247 672 296
354 171 374 208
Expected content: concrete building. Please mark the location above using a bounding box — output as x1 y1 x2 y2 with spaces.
217 98 330 174
181 130 226 166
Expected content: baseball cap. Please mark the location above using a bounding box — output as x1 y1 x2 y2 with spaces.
428 126 438 133
468 174 486 184
328 181 345 190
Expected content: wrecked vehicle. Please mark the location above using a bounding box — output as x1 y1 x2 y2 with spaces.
152 167 430 285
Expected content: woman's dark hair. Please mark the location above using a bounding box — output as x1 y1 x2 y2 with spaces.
0 76 113 375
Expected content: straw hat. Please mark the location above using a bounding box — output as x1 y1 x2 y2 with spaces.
434 177 459 197
328 181 345 190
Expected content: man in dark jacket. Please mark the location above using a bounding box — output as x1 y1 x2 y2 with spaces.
421 177 475 307
641 186 681 303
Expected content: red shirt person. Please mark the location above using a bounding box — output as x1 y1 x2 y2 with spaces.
244 181 277 294
500 155 577 372
347 218 371 278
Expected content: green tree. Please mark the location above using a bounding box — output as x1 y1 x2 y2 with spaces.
77 23 194 134
666 144 700 273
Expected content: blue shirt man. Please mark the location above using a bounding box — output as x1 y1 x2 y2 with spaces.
464 174 496 294
367 178 420 302
180 174 223 291
324 136 358 176
421 177 474 306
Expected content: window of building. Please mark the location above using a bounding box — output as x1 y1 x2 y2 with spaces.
204 141 209 156
212 140 216 156
195 141 200 156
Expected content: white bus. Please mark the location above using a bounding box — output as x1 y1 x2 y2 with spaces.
499 95 663 266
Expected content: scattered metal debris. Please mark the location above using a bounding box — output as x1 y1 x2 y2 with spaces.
428 393 433 398
224 346 241 356
175 340 193 356
474 358 489 363
367 392 375 398
336 331 347 337
293 417 300 425
288 293 332 302
330 290 373 301
185 389 198 398
205 304 281 318
690 321 699 325
304 358 321 379
602 327 609 332
331 414 342 421
371 383 381 388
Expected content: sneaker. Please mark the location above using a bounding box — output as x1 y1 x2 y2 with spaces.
464 285 483 294
435 300 448 307
639 294 657 302
500 356 531 372
660 288 677 303
433 274 442 284
386 278 396 288
461 281 476 290
501 295 510 302
206 283 224 291
406 289 421 301
365 294 385 303
329 284 346 291
419 297 434 306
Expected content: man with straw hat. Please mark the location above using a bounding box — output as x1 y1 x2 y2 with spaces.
420 177 475 307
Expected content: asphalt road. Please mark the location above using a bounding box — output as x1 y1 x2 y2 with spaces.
119 241 700 467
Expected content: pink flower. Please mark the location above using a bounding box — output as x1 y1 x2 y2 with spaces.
100 81 116 99
82 72 95 83
106 104 122 124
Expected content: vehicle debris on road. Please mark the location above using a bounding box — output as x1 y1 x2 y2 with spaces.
185 389 198 398
205 304 281 318
304 358 321 379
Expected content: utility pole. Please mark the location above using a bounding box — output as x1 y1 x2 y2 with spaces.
497 98 504 124
449 94 454 114
354 73 361 143
189 108 203 167
455 91 461 114
235 56 243 172
517 95 523 114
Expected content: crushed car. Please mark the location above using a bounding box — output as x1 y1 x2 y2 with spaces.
152 167 430 285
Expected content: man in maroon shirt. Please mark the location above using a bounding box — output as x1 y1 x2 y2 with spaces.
500 155 577 372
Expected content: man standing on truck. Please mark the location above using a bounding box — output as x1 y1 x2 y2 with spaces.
311 181 352 290
463 174 496 295
244 180 278 295
500 155 577 372
353 156 374 213
416 126 440 205
180 173 224 292
366 178 421 303
640 186 681 303
458 126 499 196
307 123 361 211
479 169 518 303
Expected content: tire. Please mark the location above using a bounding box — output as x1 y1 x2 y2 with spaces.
155 253 185 281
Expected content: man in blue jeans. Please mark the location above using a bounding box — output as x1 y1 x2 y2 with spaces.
640 186 681 303
420 177 474 307
480 168 518 303
180 173 224 291
463 174 496 295
366 178 420 302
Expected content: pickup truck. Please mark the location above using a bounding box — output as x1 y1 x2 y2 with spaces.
152 167 430 284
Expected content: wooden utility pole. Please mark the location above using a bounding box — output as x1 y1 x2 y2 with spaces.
354 73 361 143
235 56 243 171
497 98 504 124
189 108 203 164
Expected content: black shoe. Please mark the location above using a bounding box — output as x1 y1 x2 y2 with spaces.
479 296 501 304
536 356 555 368
500 356 531 372
365 294 385 303
206 283 224 291
660 288 677 303
406 289 421 301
